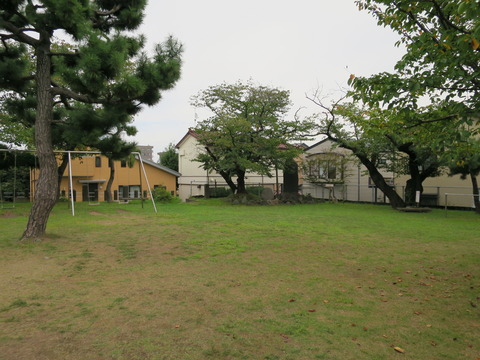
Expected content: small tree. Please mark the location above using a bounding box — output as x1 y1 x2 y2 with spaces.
159 143 179 172
191 80 314 194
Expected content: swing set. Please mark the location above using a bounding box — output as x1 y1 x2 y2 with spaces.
64 150 157 216
0 151 17 209
0 149 157 215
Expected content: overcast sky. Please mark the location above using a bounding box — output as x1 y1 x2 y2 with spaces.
132 0 405 161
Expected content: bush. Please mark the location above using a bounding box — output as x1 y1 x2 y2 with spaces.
208 187 232 198
152 187 173 203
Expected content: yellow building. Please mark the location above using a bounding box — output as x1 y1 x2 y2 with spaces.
31 154 180 202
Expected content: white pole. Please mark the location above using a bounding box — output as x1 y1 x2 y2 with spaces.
68 151 75 216
444 193 448 217
136 153 157 214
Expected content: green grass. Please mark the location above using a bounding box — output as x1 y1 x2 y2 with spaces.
0 200 479 359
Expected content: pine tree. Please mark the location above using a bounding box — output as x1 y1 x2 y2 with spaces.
0 1 182 240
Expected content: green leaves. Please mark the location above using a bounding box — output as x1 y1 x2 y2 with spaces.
353 0 480 112
192 81 314 193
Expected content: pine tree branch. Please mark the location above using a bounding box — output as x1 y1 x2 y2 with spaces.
51 84 143 106
96 5 122 16
51 86 102 104
0 21 39 46
49 51 79 57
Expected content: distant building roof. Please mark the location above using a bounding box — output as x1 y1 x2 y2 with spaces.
142 158 181 177
176 129 200 149
137 145 154 161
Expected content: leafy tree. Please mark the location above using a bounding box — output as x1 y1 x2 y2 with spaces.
159 143 178 172
0 1 182 240
351 0 480 209
0 110 33 147
308 94 457 208
191 81 314 194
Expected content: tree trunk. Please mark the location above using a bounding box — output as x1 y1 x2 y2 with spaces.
470 172 480 214
22 41 58 241
357 154 406 209
397 142 439 206
236 169 247 194
283 158 299 194
218 169 237 193
205 146 236 193
105 157 115 202
404 178 423 206
333 138 405 208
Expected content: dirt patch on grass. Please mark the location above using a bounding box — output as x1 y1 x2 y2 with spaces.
0 211 18 218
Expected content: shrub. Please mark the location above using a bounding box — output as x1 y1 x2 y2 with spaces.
152 187 173 203
208 187 232 198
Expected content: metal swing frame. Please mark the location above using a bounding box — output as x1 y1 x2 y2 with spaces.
65 150 157 216
0 151 17 210
0 149 157 216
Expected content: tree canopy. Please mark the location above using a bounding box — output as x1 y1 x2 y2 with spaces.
191 81 314 194
0 1 182 239
349 0 480 211
159 143 179 172
351 0 480 113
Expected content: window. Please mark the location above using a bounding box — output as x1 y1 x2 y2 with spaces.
305 153 344 183
327 162 337 180
118 185 141 199
95 156 101 167
119 186 129 199
121 160 127 168
309 160 337 179
129 185 141 199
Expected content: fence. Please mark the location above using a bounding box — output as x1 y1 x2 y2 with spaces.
302 183 477 209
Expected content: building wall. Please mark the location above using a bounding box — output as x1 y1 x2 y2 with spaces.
396 172 473 208
177 133 283 200
31 155 178 202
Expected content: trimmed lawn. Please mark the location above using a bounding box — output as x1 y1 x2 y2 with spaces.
0 200 479 359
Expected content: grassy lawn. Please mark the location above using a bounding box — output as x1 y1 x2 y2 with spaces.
0 200 479 360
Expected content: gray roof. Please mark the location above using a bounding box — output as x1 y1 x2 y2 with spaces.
142 159 181 177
